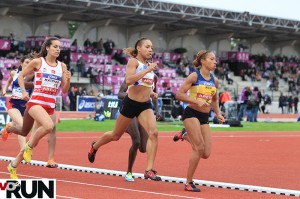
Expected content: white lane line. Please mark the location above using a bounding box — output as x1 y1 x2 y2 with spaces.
0 171 203 199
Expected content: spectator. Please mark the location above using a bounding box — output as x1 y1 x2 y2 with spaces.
162 87 176 100
237 87 251 121
294 95 299 114
278 92 288 114
84 38 92 48
71 39 77 47
246 86 262 122
68 87 77 111
219 88 231 112
76 57 86 77
0 69 3 91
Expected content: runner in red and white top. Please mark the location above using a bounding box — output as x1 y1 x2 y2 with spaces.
16 37 71 166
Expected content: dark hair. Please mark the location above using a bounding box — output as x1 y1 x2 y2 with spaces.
20 54 33 63
19 54 34 71
123 37 149 58
192 50 211 69
33 37 60 58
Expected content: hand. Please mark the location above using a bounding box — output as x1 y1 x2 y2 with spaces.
151 92 158 100
217 114 225 124
64 70 71 79
147 62 157 72
197 100 210 108
1 90 6 96
156 112 162 121
22 91 30 101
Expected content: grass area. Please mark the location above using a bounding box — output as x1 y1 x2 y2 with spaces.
56 119 299 132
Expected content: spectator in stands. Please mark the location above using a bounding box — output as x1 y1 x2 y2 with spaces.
246 87 262 122
62 55 70 70
76 57 86 77
97 38 103 54
88 37 161 181
279 92 288 114
294 94 299 114
219 88 231 112
175 50 224 192
237 87 250 121
287 95 294 113
71 39 77 47
9 33 14 52
162 87 175 100
68 86 77 111
84 38 92 48
103 39 114 55
260 92 272 114
0 69 3 91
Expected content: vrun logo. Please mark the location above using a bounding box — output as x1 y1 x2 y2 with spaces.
0 179 56 199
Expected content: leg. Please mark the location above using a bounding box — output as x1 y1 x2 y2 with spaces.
7 108 34 136
7 109 26 148
28 106 54 148
137 109 158 171
47 114 57 165
93 113 132 150
23 106 54 163
88 113 132 163
183 118 203 183
125 118 140 174
138 122 148 153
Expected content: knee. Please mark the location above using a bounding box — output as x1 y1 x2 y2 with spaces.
192 144 205 157
44 123 55 134
147 129 158 140
131 140 140 149
202 151 211 159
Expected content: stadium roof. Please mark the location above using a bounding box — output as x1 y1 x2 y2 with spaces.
1 0 300 43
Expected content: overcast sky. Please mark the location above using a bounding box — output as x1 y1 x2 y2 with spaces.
157 0 300 21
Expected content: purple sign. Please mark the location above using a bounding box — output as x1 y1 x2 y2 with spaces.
227 52 249 61
0 39 11 50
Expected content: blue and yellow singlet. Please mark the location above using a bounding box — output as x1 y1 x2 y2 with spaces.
189 70 216 104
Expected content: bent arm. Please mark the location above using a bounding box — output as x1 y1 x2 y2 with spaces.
175 72 199 106
61 63 71 93
2 71 14 96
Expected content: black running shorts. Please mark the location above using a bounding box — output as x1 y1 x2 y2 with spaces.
119 95 152 118
182 106 209 125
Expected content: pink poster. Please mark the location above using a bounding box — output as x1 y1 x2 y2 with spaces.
0 39 11 50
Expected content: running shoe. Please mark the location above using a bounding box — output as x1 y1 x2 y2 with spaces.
7 163 18 179
185 181 201 192
125 172 135 182
23 142 33 163
173 128 187 142
1 122 12 141
144 169 161 181
46 159 58 168
88 141 97 163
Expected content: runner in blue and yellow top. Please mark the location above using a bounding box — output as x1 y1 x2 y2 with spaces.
176 50 225 192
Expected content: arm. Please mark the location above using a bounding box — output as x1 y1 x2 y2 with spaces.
151 75 161 120
211 77 225 123
2 70 15 96
61 63 71 93
125 58 157 86
117 80 128 100
18 59 40 100
24 73 35 89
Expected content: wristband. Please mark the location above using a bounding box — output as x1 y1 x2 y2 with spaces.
20 88 26 91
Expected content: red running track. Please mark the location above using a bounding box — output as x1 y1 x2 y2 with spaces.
1 131 299 199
